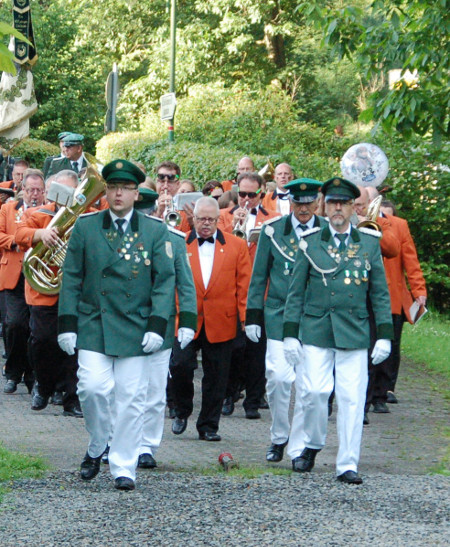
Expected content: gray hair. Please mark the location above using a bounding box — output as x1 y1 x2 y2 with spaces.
55 169 79 187
194 196 220 216
22 168 45 188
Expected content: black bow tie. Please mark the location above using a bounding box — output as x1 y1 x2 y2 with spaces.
277 192 290 200
250 208 258 215
198 236 214 246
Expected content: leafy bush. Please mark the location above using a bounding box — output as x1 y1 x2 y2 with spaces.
10 138 59 170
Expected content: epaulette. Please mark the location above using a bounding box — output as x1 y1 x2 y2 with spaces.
263 216 282 226
167 225 187 238
358 227 382 238
51 156 66 164
145 214 163 222
300 227 321 237
79 211 99 217
37 208 56 216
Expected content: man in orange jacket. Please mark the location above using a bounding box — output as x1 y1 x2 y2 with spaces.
170 197 252 441
0 168 46 393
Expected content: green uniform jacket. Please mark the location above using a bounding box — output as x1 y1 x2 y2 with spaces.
283 225 393 349
43 154 60 178
58 209 176 357
47 156 88 178
247 214 327 341
160 224 197 351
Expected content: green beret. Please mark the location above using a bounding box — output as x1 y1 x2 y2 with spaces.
102 159 146 186
285 178 322 203
134 188 158 210
63 133 84 146
58 131 71 141
322 177 360 201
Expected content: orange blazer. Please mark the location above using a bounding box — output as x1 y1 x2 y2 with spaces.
382 214 426 323
0 199 27 290
377 216 400 259
15 202 59 307
218 205 280 263
186 228 251 343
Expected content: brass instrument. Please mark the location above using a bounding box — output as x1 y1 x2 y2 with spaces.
357 195 383 233
232 201 249 240
258 159 275 182
23 166 106 295
164 196 181 227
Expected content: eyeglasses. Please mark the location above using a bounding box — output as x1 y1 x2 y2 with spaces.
106 184 137 192
195 217 218 224
25 188 44 194
238 189 261 199
157 173 179 182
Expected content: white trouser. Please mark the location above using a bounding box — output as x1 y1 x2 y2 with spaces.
77 350 152 481
266 339 305 458
302 345 368 475
140 348 171 456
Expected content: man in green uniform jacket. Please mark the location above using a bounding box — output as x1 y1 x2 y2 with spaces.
245 179 326 465
283 177 393 484
58 160 176 491
47 133 88 178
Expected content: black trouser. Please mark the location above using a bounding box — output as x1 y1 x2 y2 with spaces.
29 304 79 410
4 274 33 385
170 326 232 434
226 322 267 409
365 304 391 410
0 289 8 355
386 313 405 392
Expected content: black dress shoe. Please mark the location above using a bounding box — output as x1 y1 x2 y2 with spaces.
138 453 157 469
221 396 235 416
63 405 84 418
172 417 187 435
198 431 221 441
363 412 370 425
3 379 17 394
168 407 177 419
337 470 363 484
50 391 64 405
373 401 390 413
115 476 135 491
292 448 320 473
80 452 102 481
259 396 269 409
386 391 398 404
31 390 49 411
245 409 261 420
101 446 110 464
266 441 288 462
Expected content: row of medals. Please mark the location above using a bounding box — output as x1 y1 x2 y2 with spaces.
327 243 371 285
106 230 152 267
282 238 298 275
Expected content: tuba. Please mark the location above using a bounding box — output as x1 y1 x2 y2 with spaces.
357 194 383 232
23 166 106 295
258 159 275 183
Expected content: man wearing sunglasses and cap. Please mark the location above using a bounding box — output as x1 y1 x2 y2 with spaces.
47 133 87 178
154 161 192 233
57 159 176 491
283 177 393 484
246 178 326 463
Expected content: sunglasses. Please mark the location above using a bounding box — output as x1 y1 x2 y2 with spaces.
238 189 261 199
157 173 179 182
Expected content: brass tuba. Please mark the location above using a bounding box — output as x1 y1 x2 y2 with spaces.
258 159 275 182
23 166 106 295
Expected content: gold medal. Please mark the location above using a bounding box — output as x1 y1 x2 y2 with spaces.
354 278 361 285
144 259 151 266
344 278 351 285
125 254 131 261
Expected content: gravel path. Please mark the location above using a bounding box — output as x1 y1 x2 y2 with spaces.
0 357 449 545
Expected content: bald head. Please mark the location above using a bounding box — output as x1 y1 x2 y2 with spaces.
237 157 254 175
355 185 369 216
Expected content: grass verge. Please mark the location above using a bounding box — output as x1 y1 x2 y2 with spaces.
0 444 48 503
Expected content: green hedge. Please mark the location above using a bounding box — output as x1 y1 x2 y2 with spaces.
9 138 59 170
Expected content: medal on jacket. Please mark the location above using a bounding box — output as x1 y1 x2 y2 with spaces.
344 270 352 284
284 261 290 276
353 270 361 285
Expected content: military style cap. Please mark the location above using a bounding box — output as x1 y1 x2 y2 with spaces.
102 159 146 186
63 133 84 147
58 131 71 141
285 178 322 203
134 187 158 210
322 177 360 201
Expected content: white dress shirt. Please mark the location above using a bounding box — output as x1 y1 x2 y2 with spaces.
198 231 217 289
329 224 351 249
291 214 316 240
109 209 134 234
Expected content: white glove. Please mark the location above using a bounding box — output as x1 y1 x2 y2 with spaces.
58 332 77 356
141 332 164 353
177 327 195 350
245 324 261 343
371 339 391 365
283 337 303 367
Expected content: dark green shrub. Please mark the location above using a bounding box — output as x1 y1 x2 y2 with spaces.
9 138 59 170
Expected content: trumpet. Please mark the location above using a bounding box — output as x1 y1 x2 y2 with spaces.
232 201 249 240
164 195 181 227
